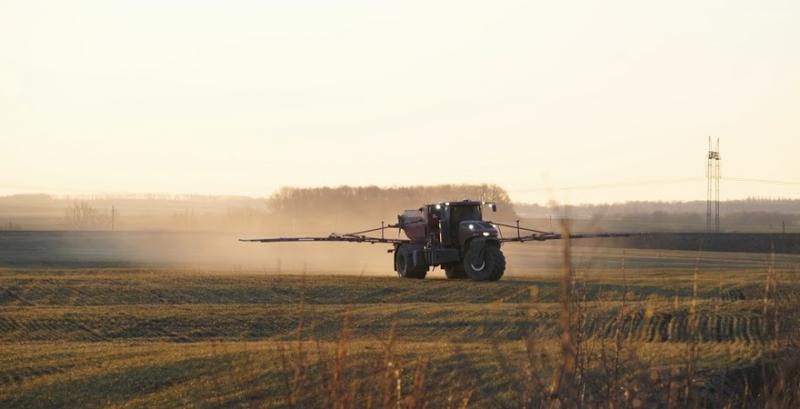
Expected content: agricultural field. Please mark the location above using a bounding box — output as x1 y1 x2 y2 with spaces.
1 234 800 407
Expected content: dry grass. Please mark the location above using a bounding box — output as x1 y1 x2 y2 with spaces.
1 243 799 407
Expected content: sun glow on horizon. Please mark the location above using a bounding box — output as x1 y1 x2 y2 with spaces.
2 1 799 204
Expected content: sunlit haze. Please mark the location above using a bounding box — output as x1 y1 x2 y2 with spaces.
2 1 799 203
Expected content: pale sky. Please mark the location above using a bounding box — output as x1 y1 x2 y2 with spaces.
2 0 799 204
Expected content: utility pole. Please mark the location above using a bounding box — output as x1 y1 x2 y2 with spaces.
111 206 116 231
783 221 786 234
706 137 721 233
715 138 720 232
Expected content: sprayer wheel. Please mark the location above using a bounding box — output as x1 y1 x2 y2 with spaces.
396 250 427 279
463 242 505 281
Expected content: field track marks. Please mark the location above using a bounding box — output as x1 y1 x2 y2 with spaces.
590 312 764 343
0 287 35 306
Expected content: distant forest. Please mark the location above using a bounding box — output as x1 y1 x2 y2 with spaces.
515 199 800 233
0 185 514 233
0 188 798 233
515 199 800 218
267 184 516 232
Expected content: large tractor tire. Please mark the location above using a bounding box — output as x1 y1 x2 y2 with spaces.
444 264 468 279
396 246 427 279
463 240 505 281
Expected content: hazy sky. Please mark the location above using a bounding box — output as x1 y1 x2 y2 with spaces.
2 0 799 204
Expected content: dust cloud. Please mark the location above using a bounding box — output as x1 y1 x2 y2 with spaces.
0 231 394 275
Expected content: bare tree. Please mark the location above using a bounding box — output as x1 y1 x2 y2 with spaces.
64 201 100 230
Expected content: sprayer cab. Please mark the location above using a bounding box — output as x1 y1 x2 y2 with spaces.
394 200 505 280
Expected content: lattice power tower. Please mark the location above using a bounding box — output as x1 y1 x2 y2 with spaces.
706 137 721 232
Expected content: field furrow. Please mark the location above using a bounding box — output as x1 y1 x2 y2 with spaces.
0 255 797 408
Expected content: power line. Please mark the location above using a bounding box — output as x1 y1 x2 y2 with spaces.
508 177 704 192
3 177 800 196
723 177 800 186
509 176 800 193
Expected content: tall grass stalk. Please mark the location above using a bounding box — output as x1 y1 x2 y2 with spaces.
549 219 577 406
